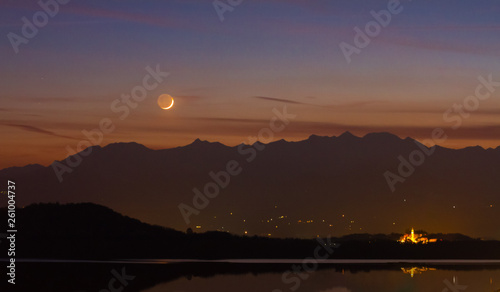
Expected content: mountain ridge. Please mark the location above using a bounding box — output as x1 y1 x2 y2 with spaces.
1 131 495 172
1 131 499 239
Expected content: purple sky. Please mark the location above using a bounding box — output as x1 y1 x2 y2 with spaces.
1 0 500 168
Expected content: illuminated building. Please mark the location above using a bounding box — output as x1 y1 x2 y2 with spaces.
398 228 437 244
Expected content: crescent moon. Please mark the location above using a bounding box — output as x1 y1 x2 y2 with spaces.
162 97 174 110
158 94 175 110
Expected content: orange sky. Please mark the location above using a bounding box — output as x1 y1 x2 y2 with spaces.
1 1 500 169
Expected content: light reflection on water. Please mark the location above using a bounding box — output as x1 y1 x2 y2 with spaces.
139 265 499 292
8 260 500 292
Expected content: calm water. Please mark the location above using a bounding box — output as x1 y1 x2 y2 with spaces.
10 260 500 291
144 266 498 292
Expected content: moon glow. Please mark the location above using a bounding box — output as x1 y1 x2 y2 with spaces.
158 94 174 110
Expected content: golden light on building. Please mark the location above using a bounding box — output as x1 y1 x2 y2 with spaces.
399 228 437 244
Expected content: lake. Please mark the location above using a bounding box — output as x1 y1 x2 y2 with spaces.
9 260 500 291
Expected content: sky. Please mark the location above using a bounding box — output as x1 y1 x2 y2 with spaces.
1 0 500 168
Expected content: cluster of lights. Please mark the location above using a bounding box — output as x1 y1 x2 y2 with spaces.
195 207 365 236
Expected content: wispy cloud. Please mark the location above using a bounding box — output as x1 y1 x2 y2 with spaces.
192 117 267 124
324 100 386 109
253 96 310 105
16 97 75 103
175 95 202 101
253 96 384 110
390 25 500 32
376 34 500 56
1 124 79 140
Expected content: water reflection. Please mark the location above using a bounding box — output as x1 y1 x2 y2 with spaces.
143 267 499 292
10 262 500 292
401 266 437 277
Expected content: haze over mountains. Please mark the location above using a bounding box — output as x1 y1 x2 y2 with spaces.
1 132 499 239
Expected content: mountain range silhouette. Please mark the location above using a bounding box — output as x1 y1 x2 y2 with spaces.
1 132 499 238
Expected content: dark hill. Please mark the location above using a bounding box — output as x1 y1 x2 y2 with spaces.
1 203 499 260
